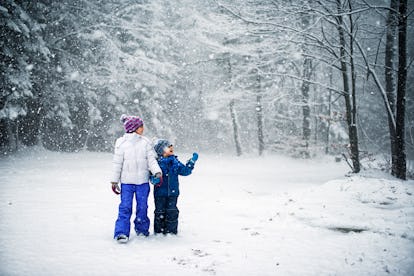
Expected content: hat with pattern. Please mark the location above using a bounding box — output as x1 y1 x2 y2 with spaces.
120 114 144 133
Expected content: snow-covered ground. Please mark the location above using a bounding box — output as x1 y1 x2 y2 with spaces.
0 148 413 275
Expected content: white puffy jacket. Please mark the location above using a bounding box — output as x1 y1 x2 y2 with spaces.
111 133 161 185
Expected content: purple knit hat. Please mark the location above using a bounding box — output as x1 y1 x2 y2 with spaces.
120 114 144 133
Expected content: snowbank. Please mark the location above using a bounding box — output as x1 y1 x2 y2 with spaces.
276 174 414 275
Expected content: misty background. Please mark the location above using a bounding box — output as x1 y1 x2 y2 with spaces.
1 0 413 165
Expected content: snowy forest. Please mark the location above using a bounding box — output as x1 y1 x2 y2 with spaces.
1 0 414 177
2 1 414 275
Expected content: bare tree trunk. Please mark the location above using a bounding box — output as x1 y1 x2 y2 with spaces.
83 123 92 151
347 0 360 173
14 119 19 152
256 94 264 156
229 99 242 156
4 119 17 152
336 0 360 173
300 8 312 158
5 121 11 151
385 0 398 175
301 57 312 158
326 71 333 154
394 0 407 179
37 115 45 147
226 54 242 156
254 53 265 156
313 85 318 145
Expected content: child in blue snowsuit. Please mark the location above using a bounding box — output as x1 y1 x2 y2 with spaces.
152 139 198 234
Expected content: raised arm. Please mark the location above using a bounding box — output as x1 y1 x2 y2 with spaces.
178 153 198 176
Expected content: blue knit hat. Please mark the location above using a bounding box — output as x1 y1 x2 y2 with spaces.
154 139 171 156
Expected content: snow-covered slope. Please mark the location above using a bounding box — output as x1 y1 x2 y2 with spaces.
0 149 413 275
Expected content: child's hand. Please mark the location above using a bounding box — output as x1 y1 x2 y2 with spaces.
150 172 163 186
111 182 121 195
191 152 199 162
187 152 199 168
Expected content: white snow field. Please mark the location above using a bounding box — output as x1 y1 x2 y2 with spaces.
0 148 413 276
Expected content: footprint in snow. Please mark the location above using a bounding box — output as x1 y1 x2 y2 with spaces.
192 248 210 257
172 257 189 266
172 252 217 275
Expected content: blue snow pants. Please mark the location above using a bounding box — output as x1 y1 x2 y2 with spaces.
114 183 150 238
154 196 179 234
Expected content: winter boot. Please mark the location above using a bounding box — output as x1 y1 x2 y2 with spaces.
165 209 179 234
116 234 129 243
136 230 149 237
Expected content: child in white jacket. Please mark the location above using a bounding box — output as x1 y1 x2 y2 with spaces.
110 114 162 243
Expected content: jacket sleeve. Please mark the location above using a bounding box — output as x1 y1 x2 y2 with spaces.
177 159 193 176
110 138 124 183
147 141 162 175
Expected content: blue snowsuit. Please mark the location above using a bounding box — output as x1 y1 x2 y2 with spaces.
154 155 194 234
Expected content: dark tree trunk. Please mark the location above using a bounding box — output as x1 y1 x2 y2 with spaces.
385 0 398 175
336 0 360 173
3 119 18 152
256 94 264 156
301 57 312 158
19 97 42 147
229 100 242 156
0 119 8 149
300 9 312 158
394 0 407 180
253 60 265 156
347 0 360 173
325 71 333 154
226 55 242 156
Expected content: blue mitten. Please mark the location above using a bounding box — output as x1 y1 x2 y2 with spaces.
187 152 199 168
150 172 163 186
191 152 199 162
